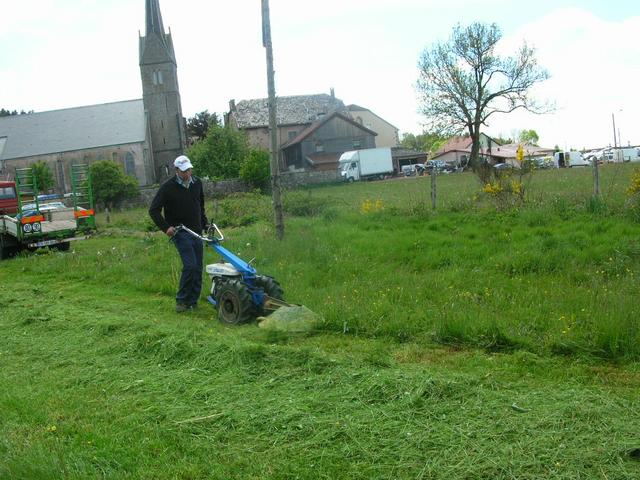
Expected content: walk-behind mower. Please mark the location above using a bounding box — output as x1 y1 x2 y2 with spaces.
173 224 290 325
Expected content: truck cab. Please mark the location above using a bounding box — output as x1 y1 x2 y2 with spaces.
340 160 360 182
0 181 18 215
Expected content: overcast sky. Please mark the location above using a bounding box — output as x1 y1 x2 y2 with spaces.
1 0 638 151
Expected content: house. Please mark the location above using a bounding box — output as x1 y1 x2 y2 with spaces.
225 92 347 156
280 111 377 171
432 134 554 167
346 104 399 148
0 0 186 189
432 133 500 167
225 91 399 172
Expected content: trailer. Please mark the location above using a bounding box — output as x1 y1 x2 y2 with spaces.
0 165 96 259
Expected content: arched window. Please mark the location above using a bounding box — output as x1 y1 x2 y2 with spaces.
356 116 363 125
125 151 136 176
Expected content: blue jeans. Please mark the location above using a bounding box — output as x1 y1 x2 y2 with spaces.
172 230 204 306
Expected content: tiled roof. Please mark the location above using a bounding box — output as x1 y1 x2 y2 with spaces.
0 99 146 160
231 94 346 128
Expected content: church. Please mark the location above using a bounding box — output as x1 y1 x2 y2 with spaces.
0 0 185 191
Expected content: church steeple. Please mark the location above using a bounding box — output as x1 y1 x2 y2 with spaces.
139 0 186 183
145 0 166 39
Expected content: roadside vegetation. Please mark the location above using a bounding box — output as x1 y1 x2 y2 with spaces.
1 164 639 478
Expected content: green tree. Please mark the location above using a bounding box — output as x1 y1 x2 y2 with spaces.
417 22 550 173
240 148 271 192
31 161 54 193
400 131 447 154
89 160 138 208
187 110 220 142
187 124 249 179
0 108 33 117
519 129 539 145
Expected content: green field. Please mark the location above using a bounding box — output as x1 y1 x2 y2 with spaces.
2 165 640 478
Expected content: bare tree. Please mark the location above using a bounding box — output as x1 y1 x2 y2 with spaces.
417 23 550 172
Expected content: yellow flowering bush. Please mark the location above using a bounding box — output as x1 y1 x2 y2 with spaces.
361 199 384 214
628 169 640 196
625 169 640 222
481 174 525 208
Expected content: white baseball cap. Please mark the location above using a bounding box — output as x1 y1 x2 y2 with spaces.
174 155 193 171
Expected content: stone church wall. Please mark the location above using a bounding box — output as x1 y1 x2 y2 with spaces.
4 142 150 193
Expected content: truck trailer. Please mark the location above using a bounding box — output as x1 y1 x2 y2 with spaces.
0 165 96 259
339 147 394 182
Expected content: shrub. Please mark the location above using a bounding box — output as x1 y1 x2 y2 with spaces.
31 160 54 192
90 160 139 208
239 148 271 192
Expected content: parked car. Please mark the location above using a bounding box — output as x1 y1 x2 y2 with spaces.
425 160 445 171
493 162 516 171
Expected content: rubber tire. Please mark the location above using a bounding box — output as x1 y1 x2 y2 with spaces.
215 279 256 325
52 242 70 252
255 275 284 300
0 234 17 260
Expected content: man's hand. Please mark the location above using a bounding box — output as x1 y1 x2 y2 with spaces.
165 226 176 237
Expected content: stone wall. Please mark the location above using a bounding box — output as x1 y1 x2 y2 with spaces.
280 170 341 188
119 171 341 209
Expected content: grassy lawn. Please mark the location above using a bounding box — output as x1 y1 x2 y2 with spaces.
1 164 640 478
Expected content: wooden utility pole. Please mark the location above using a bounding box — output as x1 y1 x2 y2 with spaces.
430 166 437 210
262 0 285 240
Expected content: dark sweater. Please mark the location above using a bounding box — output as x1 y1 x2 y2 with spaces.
149 176 208 234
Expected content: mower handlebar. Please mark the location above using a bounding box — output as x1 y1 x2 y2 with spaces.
171 224 224 243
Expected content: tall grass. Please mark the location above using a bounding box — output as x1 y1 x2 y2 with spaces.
1 164 640 478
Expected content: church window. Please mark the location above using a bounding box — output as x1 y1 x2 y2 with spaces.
152 70 164 85
125 152 136 176
315 141 324 153
161 120 164 129
112 152 118 162
356 116 363 125
163 137 166 145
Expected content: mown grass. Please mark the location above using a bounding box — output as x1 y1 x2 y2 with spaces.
1 163 640 478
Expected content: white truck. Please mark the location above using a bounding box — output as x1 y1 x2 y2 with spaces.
554 151 589 168
339 147 394 182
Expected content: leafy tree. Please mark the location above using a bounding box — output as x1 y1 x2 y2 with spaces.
493 135 514 145
400 131 447 154
417 22 550 173
89 160 138 208
519 129 539 145
240 148 271 192
31 161 55 193
187 110 220 142
0 108 33 117
187 124 249 179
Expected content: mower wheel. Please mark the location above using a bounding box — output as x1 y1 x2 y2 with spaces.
255 275 284 300
216 279 256 325
255 275 285 315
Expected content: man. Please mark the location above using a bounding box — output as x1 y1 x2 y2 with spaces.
149 155 208 313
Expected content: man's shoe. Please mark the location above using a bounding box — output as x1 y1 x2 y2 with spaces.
176 304 190 313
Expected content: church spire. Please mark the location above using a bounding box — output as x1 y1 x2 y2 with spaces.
146 0 166 39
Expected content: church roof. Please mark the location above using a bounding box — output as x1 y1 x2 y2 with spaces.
231 94 346 129
0 99 146 161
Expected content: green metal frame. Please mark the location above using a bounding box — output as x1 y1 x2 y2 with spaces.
70 164 96 230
